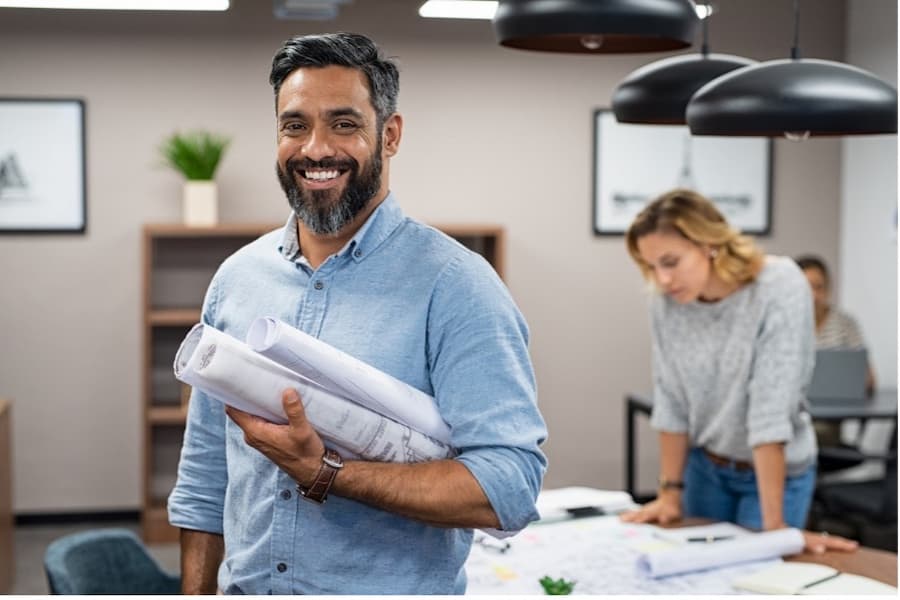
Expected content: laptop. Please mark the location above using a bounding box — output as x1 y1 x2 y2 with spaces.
807 349 868 404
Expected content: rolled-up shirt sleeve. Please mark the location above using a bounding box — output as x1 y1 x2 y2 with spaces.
168 275 229 534
746 267 815 447
426 255 547 533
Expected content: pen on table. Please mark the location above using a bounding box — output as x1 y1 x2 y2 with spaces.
800 570 842 590
474 535 511 554
686 535 736 543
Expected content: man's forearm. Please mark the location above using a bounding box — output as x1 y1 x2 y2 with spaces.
752 442 787 529
180 528 224 595
332 458 501 529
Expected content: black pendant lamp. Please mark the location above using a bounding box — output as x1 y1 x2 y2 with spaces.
492 0 699 54
687 0 898 137
612 3 755 124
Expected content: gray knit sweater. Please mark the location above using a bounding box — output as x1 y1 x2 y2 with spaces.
649 256 817 475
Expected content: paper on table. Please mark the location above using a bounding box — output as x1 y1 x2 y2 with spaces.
174 323 455 463
246 316 451 444
638 527 805 578
535 486 637 522
465 516 783 595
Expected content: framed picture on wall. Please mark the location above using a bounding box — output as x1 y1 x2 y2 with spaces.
0 98 86 234
592 109 773 236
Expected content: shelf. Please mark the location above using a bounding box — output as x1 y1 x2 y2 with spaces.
142 225 276 545
429 223 505 237
148 308 201 326
144 222 282 238
148 406 187 425
141 505 180 544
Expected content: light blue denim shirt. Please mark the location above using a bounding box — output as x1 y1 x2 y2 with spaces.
168 193 547 594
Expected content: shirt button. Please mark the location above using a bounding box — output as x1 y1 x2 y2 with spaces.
314 281 324 290
280 489 292 500
276 562 287 573
354 249 362 258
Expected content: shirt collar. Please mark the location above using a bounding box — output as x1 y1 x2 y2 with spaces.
277 192 405 264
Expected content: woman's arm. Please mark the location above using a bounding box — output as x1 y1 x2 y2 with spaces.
751 442 787 530
620 431 688 524
753 442 859 554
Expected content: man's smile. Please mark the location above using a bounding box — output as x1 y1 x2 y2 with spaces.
297 167 349 189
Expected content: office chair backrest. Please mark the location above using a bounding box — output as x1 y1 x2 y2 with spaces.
44 528 181 595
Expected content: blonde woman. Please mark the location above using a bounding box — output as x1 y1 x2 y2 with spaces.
620 189 857 553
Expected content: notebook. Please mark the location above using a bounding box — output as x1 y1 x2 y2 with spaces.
733 561 898 595
807 348 868 404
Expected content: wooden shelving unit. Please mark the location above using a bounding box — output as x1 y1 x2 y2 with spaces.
141 223 279 543
140 222 505 543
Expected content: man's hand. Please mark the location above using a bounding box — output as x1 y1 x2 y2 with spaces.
225 388 324 488
227 387 500 528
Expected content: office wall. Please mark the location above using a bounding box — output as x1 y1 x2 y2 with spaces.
840 0 898 390
0 0 867 512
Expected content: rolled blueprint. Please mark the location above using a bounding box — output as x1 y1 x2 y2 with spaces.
174 323 455 463
246 316 451 445
638 528 805 578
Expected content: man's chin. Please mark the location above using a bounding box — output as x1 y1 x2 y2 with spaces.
308 187 350 208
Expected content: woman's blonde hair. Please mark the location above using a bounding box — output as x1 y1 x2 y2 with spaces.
625 188 764 285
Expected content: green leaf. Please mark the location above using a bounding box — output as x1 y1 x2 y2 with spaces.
539 575 576 595
159 130 230 180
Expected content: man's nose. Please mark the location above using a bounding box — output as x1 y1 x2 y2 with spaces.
303 126 336 161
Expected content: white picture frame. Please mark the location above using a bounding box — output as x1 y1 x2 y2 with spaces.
592 109 772 236
0 98 86 234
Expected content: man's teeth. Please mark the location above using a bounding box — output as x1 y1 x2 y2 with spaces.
305 170 340 181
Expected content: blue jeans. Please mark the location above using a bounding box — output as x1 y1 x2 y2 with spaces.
682 447 816 529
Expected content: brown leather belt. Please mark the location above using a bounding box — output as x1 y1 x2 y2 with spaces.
703 449 754 471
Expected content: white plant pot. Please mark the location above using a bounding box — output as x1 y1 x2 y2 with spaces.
183 180 218 226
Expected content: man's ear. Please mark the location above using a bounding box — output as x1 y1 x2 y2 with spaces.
382 113 402 157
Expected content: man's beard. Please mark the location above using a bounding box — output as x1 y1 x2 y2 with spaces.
277 141 383 236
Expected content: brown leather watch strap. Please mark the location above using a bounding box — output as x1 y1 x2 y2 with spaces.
658 477 685 491
296 449 343 504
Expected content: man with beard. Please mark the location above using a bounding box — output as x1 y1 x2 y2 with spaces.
167 33 547 595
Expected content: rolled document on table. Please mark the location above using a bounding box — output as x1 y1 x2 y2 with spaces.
174 323 455 463
638 527 805 578
246 316 451 445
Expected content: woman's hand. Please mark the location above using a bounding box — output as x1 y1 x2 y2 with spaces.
619 493 682 525
800 529 859 554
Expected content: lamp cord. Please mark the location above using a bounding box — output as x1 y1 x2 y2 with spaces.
700 0 709 56
791 0 801 59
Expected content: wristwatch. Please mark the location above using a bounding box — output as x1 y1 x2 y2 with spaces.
296 448 344 504
657 477 685 491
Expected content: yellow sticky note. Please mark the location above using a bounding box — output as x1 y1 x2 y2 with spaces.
492 565 518 581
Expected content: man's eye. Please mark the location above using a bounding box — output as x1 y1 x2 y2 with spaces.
283 123 306 132
335 121 357 130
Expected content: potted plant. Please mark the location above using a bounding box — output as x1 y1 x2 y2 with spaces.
160 130 230 226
